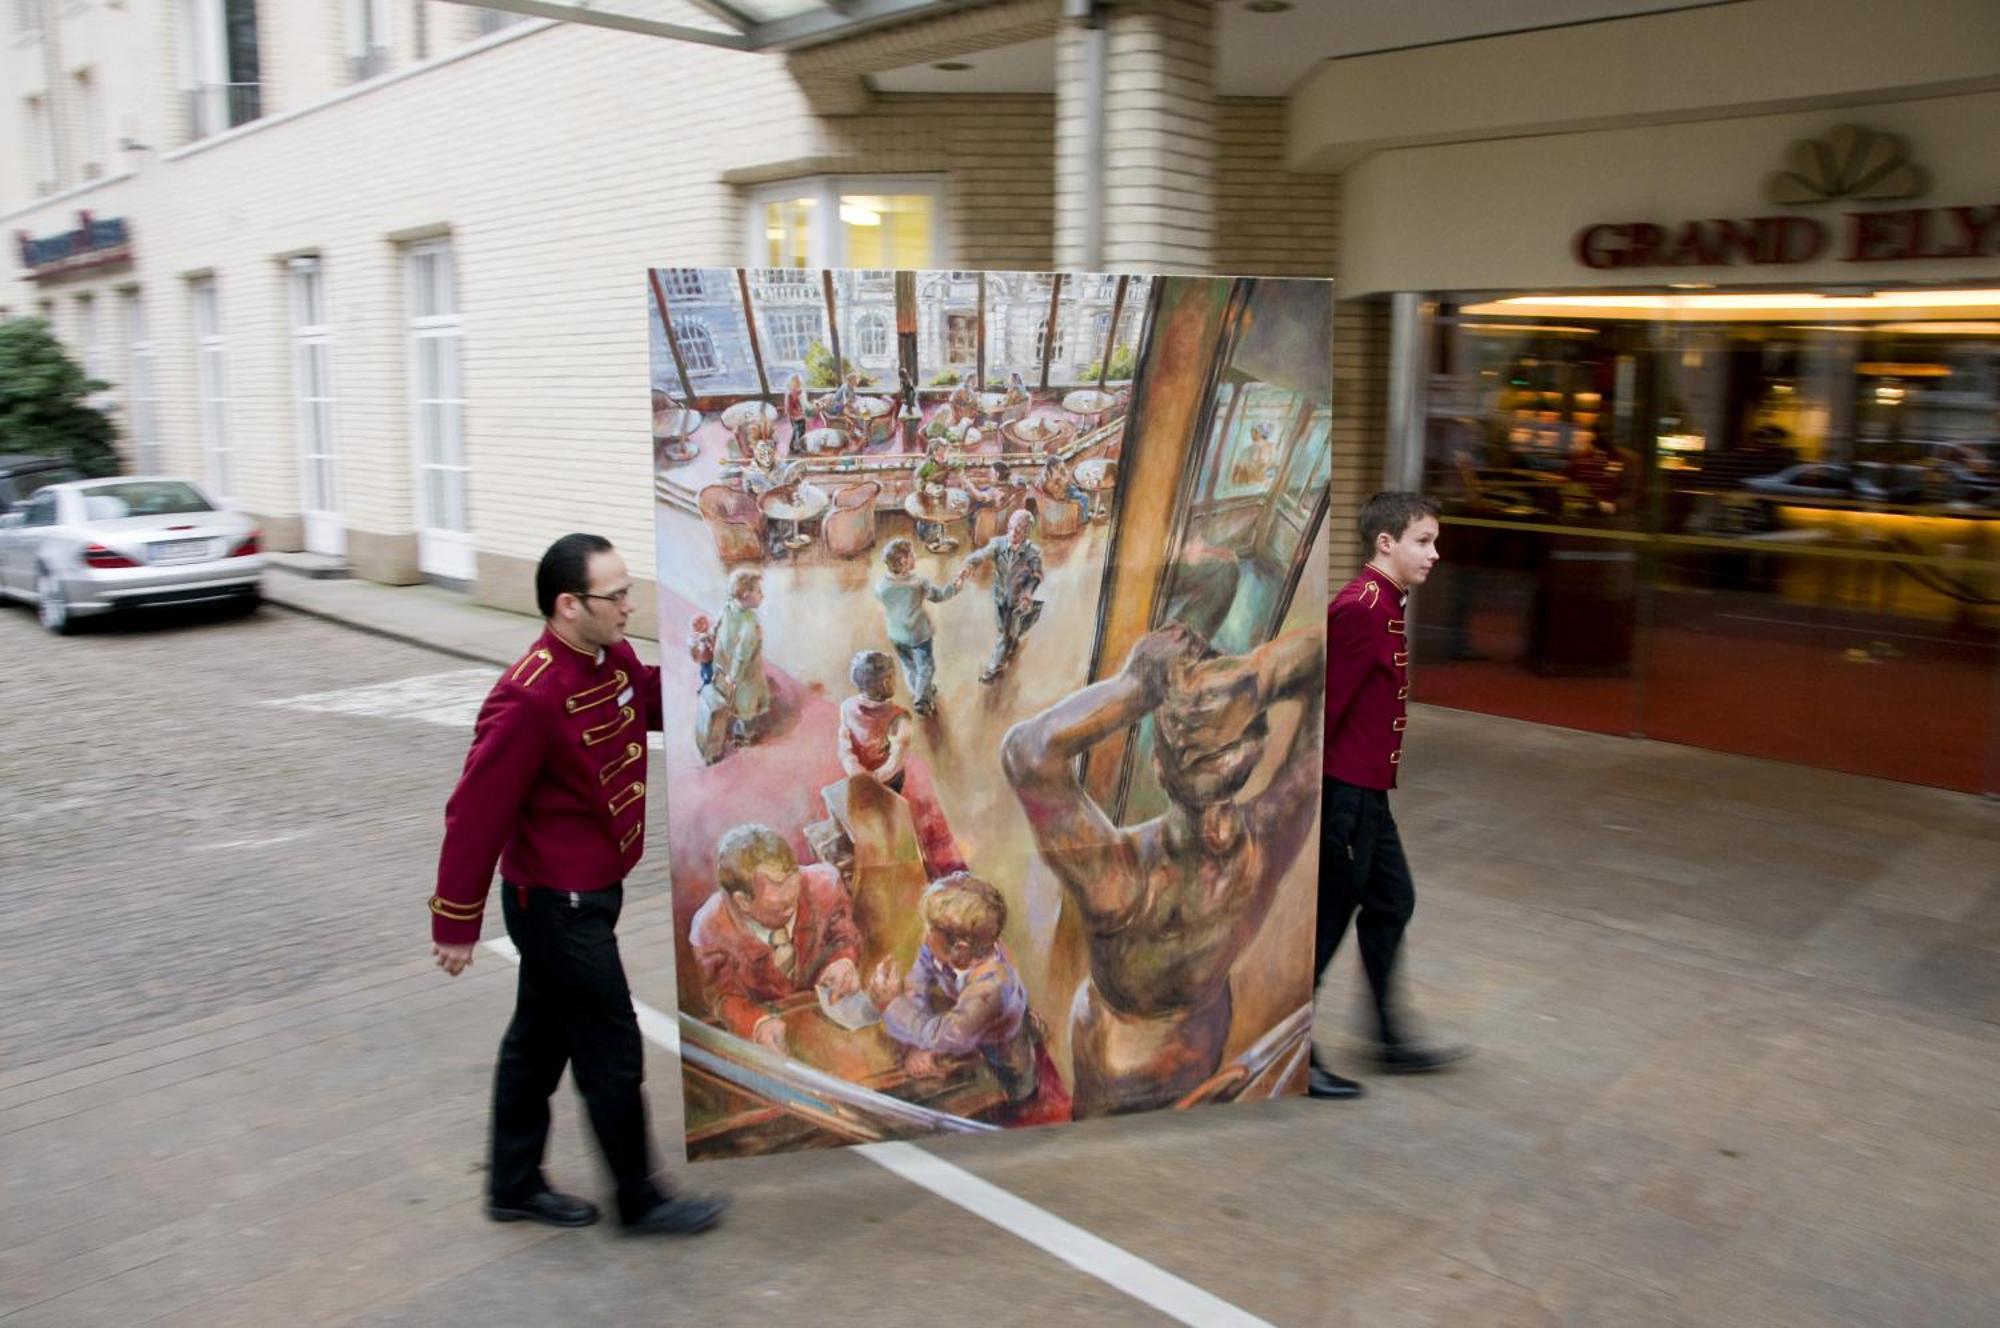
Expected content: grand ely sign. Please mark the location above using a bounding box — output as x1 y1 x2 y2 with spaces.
1573 125 2000 270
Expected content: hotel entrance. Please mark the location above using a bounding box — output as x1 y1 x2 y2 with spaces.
1403 286 2000 794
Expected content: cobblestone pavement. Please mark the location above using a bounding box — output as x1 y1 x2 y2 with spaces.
5 592 1999 1326
0 601 489 1067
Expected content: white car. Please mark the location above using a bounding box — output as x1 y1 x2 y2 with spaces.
0 477 264 634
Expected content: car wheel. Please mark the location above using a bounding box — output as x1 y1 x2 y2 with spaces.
232 587 262 617
35 569 76 636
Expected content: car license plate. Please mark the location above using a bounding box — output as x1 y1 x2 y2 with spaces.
151 539 210 564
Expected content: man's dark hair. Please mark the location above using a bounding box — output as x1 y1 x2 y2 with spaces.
536 533 614 618
1356 491 1440 553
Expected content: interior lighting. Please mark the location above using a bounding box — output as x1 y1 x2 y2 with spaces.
840 203 882 227
1857 363 1951 378
1465 289 2000 321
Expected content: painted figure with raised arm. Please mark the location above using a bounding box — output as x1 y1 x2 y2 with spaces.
956 508 1042 684
1001 621 1325 1117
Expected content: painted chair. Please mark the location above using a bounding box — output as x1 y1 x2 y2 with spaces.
822 480 881 558
1033 492 1085 539
698 483 768 564
971 485 1031 548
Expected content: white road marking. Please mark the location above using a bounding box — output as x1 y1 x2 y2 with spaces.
476 937 1269 1328
194 832 314 852
268 670 663 747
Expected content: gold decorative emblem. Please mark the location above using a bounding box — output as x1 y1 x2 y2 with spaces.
1386 618 1405 636
509 648 553 687
1764 125 1927 206
608 781 646 817
619 823 643 852
599 741 644 785
1359 581 1381 610
582 706 635 746
567 669 630 714
429 895 484 921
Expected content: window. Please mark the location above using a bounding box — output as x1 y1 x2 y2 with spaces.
662 268 708 300
184 0 262 139
290 259 338 519
23 95 55 195
474 6 526 36
19 493 57 529
674 317 718 375
854 311 890 361
745 178 942 269
123 291 161 473
72 69 105 179
77 294 109 412
77 294 106 384
347 0 391 81
946 313 977 366
763 307 821 364
1036 314 1067 367
190 277 231 497
406 240 469 544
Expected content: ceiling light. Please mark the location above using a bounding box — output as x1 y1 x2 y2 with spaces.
840 203 882 227
933 61 972 71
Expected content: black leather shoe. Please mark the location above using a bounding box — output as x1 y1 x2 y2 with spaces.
622 1191 729 1237
488 1190 600 1228
1375 1043 1472 1075
1307 1065 1365 1099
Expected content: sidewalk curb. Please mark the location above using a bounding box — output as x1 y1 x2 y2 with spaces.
264 593 515 669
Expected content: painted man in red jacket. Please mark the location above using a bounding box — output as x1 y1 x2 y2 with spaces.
1311 492 1470 1100
429 533 725 1235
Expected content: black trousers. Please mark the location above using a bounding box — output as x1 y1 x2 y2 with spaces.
1314 779 1417 1048
491 881 663 1222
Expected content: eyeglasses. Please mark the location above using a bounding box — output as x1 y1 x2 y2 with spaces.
577 588 632 607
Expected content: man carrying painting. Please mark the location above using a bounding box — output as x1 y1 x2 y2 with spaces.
428 533 726 1237
690 823 863 1056
1309 491 1470 1100
1002 620 1324 1117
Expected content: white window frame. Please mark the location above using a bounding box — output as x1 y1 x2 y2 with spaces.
24 95 56 196
346 0 392 80
72 67 104 179
405 238 472 580
290 257 342 554
743 176 947 270
123 289 161 474
190 277 232 498
76 293 105 383
181 0 228 138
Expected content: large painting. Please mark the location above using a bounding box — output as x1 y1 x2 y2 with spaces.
650 268 1335 1159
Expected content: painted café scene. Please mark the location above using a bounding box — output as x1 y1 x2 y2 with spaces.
649 267 1146 564
648 271 1338 1158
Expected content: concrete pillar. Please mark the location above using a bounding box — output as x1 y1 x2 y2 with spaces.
1056 0 1216 273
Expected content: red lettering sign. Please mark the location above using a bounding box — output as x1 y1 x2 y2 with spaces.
1576 205 1993 268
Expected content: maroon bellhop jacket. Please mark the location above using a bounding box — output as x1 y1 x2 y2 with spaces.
430 629 664 945
1322 565 1410 790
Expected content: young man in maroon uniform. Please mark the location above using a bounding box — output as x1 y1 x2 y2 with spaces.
1311 493 1470 1100
429 533 727 1234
